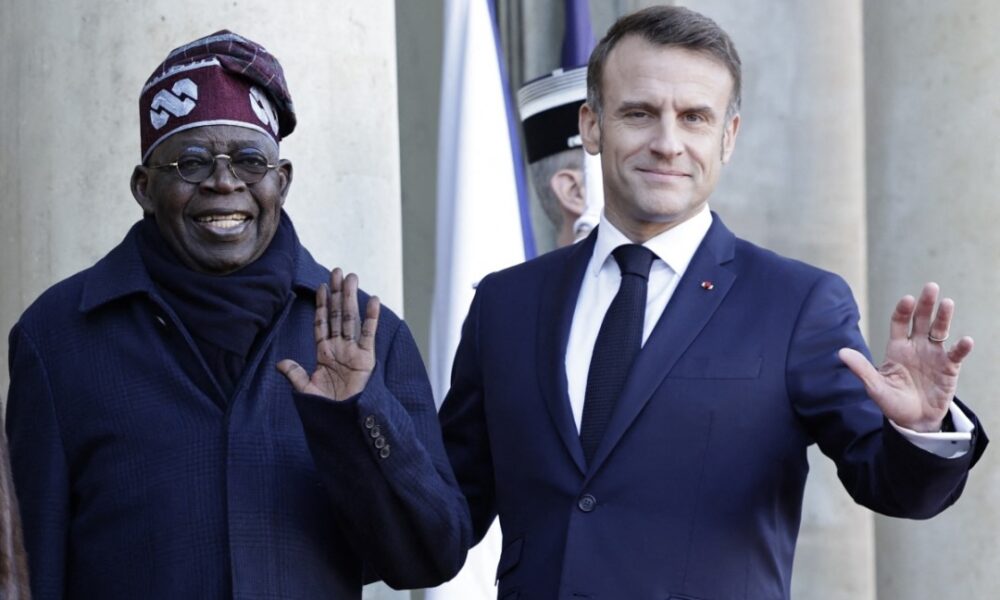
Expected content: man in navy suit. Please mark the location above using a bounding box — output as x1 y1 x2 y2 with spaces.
438 6 987 599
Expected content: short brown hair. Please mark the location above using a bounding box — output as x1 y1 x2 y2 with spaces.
586 6 742 120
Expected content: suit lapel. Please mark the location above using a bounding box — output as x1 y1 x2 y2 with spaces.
536 233 596 476
586 215 738 476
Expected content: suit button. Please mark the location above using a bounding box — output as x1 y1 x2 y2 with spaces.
364 415 376 429
369 425 381 438
374 436 387 449
578 494 596 512
379 445 391 459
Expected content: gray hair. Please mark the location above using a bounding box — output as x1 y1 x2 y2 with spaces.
528 148 585 228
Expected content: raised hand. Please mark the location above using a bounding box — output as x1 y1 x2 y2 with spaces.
838 282 973 432
277 268 380 400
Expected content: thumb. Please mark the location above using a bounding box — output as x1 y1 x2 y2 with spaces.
838 348 881 395
277 359 311 393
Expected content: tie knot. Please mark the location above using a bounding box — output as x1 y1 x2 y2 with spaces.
612 244 655 279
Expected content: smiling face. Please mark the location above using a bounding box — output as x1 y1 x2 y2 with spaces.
131 125 292 274
579 36 740 242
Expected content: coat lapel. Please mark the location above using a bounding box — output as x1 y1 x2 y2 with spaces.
536 233 596 476
586 215 738 476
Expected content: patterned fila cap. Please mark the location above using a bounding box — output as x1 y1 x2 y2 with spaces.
139 30 296 163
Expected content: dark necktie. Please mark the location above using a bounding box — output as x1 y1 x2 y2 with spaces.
579 244 655 465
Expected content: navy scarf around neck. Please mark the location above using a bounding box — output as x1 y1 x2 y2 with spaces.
137 213 296 397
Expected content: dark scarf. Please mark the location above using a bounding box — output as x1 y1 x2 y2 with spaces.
137 213 296 397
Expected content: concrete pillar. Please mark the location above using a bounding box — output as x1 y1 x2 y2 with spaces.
0 2 407 599
685 2 875 599
864 1 1000 597
397 0 443 361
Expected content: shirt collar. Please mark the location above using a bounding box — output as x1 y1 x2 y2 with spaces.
590 204 713 278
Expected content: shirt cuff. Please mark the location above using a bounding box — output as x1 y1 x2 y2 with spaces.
890 403 974 459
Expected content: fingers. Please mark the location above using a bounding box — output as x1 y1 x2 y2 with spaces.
888 294 916 341
276 359 311 392
329 268 344 339
927 296 953 344
358 296 381 352
313 284 330 344
893 283 962 348
948 335 974 364
838 348 881 394
910 282 940 337
341 272 361 341
324 267 370 346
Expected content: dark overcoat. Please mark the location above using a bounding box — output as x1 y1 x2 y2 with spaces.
6 222 470 599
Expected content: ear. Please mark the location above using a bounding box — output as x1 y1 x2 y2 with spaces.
276 159 293 207
549 168 586 219
721 113 741 164
130 166 156 214
579 103 602 156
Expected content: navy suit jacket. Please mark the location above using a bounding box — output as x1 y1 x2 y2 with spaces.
439 214 986 600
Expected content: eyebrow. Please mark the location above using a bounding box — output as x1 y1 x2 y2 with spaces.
177 142 276 157
615 101 719 118
617 100 659 114
682 104 716 116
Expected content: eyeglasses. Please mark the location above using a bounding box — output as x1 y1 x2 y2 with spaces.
148 149 279 184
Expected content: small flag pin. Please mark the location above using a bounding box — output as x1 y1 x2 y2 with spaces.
700 281 715 290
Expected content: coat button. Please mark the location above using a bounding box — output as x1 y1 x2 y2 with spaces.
364 415 376 429
578 494 597 512
379 445 391 459
374 436 387 449
369 426 381 438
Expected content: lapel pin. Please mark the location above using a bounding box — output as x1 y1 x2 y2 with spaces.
700 280 715 291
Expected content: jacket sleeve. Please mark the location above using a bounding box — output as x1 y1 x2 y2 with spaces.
437 285 497 546
292 317 472 590
787 273 987 519
6 324 70 599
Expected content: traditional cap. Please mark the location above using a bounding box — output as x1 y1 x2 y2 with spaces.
139 30 296 163
517 66 587 164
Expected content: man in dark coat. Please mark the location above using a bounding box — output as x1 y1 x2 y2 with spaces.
5 30 469 599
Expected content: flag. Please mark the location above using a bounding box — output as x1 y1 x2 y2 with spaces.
561 0 595 69
426 0 532 595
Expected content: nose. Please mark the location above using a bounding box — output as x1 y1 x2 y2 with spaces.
200 155 246 192
648 119 683 157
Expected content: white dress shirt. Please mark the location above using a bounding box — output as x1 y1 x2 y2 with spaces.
565 206 972 457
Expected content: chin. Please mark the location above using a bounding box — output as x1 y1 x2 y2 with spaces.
192 251 257 275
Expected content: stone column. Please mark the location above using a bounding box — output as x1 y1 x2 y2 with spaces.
864 1 1000 597
684 2 875 599
0 2 407 599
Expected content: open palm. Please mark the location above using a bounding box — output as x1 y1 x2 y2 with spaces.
277 268 380 400
839 282 973 432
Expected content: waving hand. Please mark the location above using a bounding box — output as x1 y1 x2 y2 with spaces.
277 268 380 400
839 282 973 432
